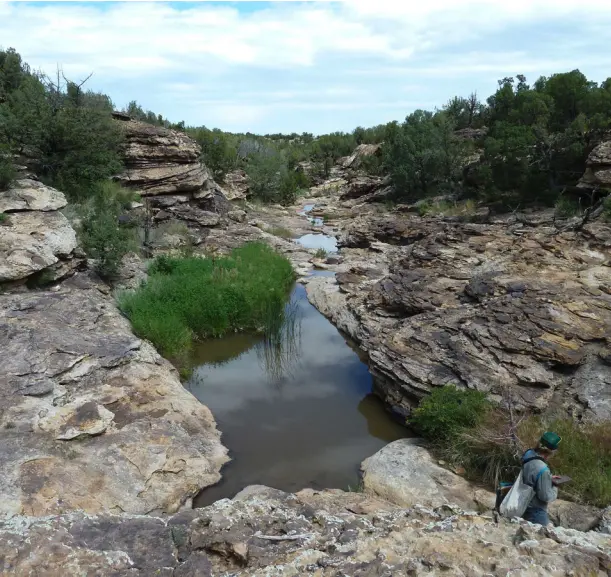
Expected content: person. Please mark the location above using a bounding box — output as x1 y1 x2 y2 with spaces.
520 431 562 526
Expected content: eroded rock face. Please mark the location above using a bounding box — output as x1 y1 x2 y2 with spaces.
222 169 249 201
0 272 228 517
0 485 609 576
306 210 611 421
579 138 611 189
0 180 78 283
115 118 215 196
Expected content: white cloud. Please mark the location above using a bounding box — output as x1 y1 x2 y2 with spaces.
1 0 610 133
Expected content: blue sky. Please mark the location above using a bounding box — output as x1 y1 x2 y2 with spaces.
2 1 611 134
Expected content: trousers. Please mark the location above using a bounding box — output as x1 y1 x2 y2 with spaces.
523 506 549 526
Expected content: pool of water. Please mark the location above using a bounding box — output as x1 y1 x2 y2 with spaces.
186 283 408 507
296 233 338 253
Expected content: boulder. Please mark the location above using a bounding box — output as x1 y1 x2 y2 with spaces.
549 500 602 532
361 439 494 511
0 485 609 576
579 138 611 189
222 169 249 201
114 118 212 196
0 179 67 212
0 181 78 283
0 273 228 516
228 209 246 223
339 175 385 200
338 143 382 171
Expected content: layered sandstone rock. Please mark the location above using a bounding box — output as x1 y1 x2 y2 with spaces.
0 485 609 576
0 271 228 517
0 179 79 284
114 117 217 196
306 210 611 421
579 138 611 189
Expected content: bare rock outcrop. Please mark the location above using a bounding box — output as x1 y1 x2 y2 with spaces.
361 439 494 511
306 210 611 421
338 142 382 171
114 116 215 196
579 138 611 189
222 169 249 201
0 179 79 284
0 272 228 517
0 485 609 576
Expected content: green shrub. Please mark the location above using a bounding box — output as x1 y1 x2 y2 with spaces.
0 212 9 224
314 248 328 258
79 182 138 280
117 242 295 361
413 387 611 507
409 385 489 443
555 196 581 218
0 153 16 191
603 195 611 222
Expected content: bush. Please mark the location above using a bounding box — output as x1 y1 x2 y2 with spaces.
555 196 581 217
409 385 490 443
0 152 16 191
79 182 138 280
117 242 295 361
0 211 9 224
412 386 611 507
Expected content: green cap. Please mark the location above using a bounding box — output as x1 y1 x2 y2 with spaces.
540 431 561 450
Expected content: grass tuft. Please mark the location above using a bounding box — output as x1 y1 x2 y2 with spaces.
118 242 295 363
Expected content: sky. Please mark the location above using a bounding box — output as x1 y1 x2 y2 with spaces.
1 0 611 135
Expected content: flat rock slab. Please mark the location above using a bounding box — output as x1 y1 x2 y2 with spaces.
0 273 228 516
0 485 609 576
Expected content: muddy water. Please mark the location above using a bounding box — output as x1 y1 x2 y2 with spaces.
187 281 408 507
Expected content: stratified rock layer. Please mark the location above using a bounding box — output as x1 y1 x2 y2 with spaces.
0 179 78 283
0 485 609 576
0 273 228 517
115 118 215 196
579 138 611 189
306 210 611 421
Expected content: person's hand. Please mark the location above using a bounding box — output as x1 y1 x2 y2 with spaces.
552 475 561 485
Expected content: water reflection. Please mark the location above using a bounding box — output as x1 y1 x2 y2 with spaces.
186 283 408 506
296 233 338 253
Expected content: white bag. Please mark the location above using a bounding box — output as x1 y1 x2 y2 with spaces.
499 471 535 518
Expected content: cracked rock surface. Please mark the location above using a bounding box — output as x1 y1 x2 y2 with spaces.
305 209 611 421
0 179 78 283
0 272 228 517
0 485 609 576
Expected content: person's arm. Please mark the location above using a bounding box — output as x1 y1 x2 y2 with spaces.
536 468 558 503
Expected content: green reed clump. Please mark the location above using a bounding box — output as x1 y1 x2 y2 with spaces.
118 242 294 362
